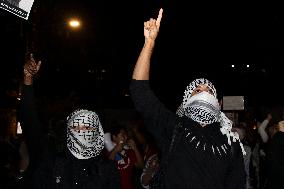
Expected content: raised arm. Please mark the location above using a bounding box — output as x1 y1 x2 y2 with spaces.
127 139 144 169
132 8 163 80
20 54 43 158
130 9 177 149
258 113 272 143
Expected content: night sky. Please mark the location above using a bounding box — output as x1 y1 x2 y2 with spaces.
0 0 283 111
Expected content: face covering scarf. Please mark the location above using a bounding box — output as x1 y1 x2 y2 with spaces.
67 109 104 159
176 78 246 155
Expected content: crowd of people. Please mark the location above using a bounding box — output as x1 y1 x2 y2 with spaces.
0 8 284 189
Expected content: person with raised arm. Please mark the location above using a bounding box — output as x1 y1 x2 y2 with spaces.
129 8 246 189
20 54 120 189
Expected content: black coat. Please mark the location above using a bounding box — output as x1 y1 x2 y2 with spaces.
130 80 246 189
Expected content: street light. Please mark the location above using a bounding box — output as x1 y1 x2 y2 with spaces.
68 19 81 29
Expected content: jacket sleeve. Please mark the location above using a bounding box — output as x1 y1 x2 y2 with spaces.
19 85 45 163
258 119 269 143
225 142 246 189
129 79 177 147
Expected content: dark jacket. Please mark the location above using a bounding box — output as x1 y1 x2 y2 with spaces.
20 85 120 189
266 131 284 189
130 80 246 189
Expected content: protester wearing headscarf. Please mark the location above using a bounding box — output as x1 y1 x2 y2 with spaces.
130 8 246 189
20 54 120 189
66 109 105 159
177 78 246 155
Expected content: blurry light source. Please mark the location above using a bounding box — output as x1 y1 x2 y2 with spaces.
246 64 250 68
17 122 22 134
231 65 235 68
69 19 81 28
88 69 94 74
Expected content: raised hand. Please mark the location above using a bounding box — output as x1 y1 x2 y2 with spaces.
144 8 163 41
132 8 163 80
126 139 137 150
24 53 41 77
267 113 272 121
23 53 41 85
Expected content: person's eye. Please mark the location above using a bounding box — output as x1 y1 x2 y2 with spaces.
195 89 201 93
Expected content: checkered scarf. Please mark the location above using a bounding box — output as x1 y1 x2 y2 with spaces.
67 109 104 159
176 78 246 155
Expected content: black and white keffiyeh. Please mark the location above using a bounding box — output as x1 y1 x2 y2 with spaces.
67 109 104 159
176 78 218 120
176 78 246 155
182 91 220 124
184 78 217 98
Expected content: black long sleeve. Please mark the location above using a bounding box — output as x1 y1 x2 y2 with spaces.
129 79 177 149
19 85 45 168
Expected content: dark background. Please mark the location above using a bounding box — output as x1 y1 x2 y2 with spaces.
0 0 283 112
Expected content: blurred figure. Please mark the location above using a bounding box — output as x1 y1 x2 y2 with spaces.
140 153 159 189
0 115 21 189
267 123 278 139
108 124 144 189
266 119 284 189
129 120 160 189
258 113 272 144
255 113 273 189
232 126 252 189
20 54 120 189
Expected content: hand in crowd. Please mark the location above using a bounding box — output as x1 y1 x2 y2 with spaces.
267 113 272 121
113 141 124 153
141 155 160 186
147 155 159 170
127 139 137 150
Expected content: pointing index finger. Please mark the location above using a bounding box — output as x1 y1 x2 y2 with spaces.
156 8 163 27
37 61 42 70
